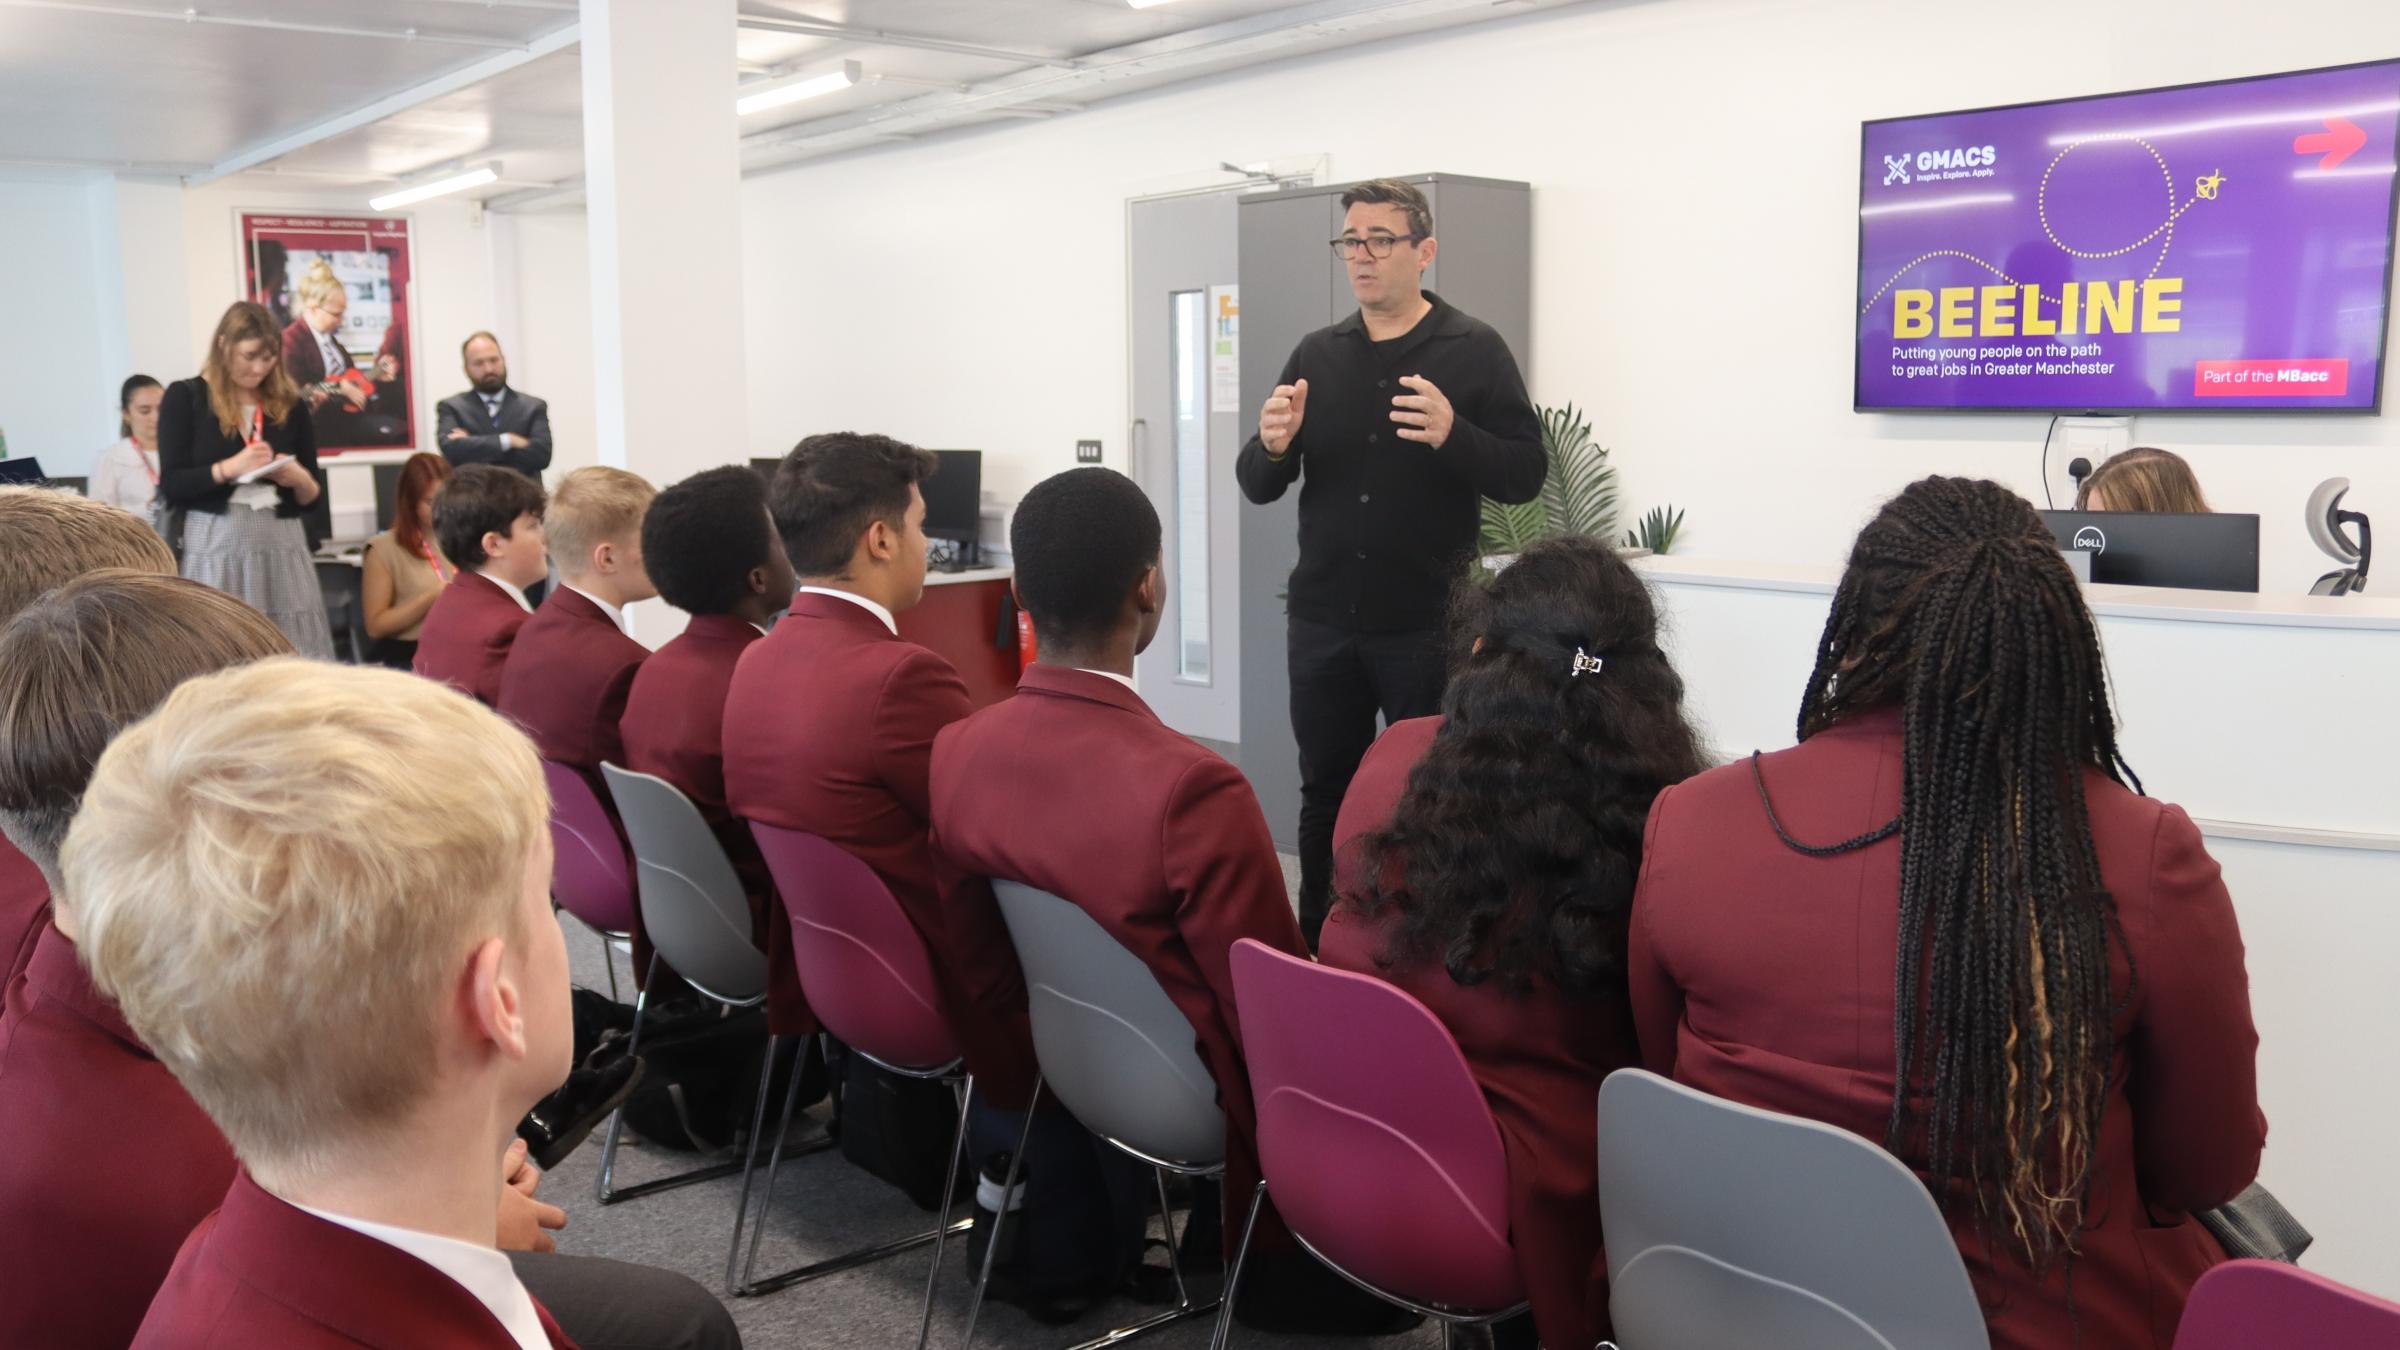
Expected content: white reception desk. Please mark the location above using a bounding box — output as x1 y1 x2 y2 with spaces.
1630 555 2400 1295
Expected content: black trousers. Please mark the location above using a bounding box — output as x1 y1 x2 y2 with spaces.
1287 615 1446 947
510 1251 742 1350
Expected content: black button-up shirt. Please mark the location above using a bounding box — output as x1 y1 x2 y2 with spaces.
1236 291 1542 633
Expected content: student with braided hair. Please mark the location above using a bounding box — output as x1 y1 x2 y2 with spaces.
1629 476 2264 1349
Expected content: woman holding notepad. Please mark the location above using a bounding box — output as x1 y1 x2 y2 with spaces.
157 300 335 659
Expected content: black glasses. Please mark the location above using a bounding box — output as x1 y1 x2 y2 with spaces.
1329 234 1424 261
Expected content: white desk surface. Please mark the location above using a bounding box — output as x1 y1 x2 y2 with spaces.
1632 555 2400 632
923 565 1012 588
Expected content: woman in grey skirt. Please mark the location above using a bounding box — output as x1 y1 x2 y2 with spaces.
156 300 335 659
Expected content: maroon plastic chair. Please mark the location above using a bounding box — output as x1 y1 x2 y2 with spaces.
1220 938 1527 1348
2174 1259 2400 1349
543 761 635 997
744 823 973 1347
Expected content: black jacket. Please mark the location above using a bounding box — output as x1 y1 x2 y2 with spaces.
1236 292 1542 632
156 377 329 542
436 388 553 478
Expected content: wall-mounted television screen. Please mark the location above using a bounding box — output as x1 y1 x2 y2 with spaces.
1855 60 2400 412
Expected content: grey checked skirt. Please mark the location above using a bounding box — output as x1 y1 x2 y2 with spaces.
180 504 336 660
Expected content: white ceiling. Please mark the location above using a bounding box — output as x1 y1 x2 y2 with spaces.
0 0 1589 207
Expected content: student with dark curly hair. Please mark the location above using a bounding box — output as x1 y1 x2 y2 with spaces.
1629 476 2264 1349
1324 533 1705 1350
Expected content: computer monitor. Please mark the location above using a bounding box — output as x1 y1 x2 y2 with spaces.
923 450 982 542
373 463 404 534
0 457 48 485
2039 511 2260 593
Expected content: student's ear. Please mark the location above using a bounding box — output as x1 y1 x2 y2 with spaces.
592 539 617 576
1009 577 1026 610
1135 566 1163 616
480 529 507 563
746 563 770 596
464 936 528 1062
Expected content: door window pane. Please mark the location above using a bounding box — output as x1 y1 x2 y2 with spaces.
1170 289 1210 682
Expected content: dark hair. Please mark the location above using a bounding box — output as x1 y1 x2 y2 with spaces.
768 432 936 577
433 464 546 570
643 466 776 615
1339 179 1433 239
1011 468 1160 649
118 374 162 439
0 571 292 874
390 452 451 559
1349 535 1704 996
1794 475 2135 1272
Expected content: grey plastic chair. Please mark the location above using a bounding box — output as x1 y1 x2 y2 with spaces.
965 880 1231 1350
593 764 823 1216
1594 1068 1991 1350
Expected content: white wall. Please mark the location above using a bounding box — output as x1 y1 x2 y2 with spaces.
728 0 2400 591
0 171 134 478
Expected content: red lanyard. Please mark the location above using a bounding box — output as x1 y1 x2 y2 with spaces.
133 440 157 485
245 406 263 444
418 544 454 584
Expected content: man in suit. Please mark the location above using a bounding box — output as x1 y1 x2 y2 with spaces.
620 466 800 1020
416 465 549 707
0 486 176 983
0 577 739 1350
440 332 555 479
927 469 1398 1334
722 432 1035 1107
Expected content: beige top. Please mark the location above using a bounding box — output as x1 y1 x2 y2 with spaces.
363 530 452 642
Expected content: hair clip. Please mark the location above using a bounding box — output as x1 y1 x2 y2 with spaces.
1570 647 1604 678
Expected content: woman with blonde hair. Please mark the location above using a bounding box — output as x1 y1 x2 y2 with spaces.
156 300 335 658
2077 446 2210 513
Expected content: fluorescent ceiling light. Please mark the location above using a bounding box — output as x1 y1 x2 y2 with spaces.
370 163 498 211
1128 0 1185 7
738 60 861 116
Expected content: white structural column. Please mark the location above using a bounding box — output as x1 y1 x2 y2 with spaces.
579 0 746 481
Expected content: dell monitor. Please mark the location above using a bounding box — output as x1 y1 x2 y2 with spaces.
923 450 982 569
2040 510 2260 593
373 462 404 534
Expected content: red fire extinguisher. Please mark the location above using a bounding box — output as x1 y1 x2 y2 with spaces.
1016 609 1038 671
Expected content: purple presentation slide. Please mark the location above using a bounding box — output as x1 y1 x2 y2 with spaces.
1855 61 2400 412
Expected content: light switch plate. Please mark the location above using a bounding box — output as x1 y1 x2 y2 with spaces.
1075 439 1103 464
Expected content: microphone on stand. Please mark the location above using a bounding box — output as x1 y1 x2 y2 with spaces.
2067 457 2094 502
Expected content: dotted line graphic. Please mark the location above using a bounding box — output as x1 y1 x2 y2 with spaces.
1861 137 2212 315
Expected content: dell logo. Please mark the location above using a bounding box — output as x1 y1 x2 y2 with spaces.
2072 526 2107 554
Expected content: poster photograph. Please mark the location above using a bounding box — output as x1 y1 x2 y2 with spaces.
238 211 419 452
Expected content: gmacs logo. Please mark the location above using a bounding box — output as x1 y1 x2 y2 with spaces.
1884 145 2000 185
2073 526 2107 554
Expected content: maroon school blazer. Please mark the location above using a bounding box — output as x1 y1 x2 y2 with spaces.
721 591 1035 1105
1 834 47 985
414 570 531 708
133 1172 576 1348
1629 706 2266 1350
497 586 649 774
619 614 803 1029
0 921 240 1350
928 664 1310 1251
1323 715 1638 1350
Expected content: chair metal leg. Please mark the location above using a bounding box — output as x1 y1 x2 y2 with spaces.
960 1075 1044 1350
737 1032 819 1292
1055 1162 1223 1350
1206 1179 1269 1350
602 942 621 1002
1154 1166 1189 1310
724 1034 791 1293
595 951 753 1206
914 1074 976 1350
732 1045 968 1299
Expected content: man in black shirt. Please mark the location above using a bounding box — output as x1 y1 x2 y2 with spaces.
1236 179 1543 947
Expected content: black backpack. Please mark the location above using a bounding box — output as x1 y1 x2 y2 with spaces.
588 999 828 1153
